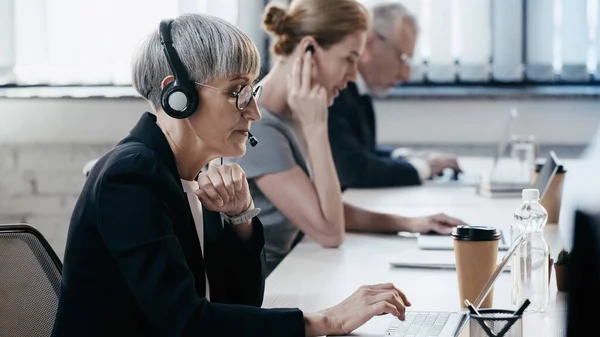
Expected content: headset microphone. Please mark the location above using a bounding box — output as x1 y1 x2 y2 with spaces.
248 132 258 147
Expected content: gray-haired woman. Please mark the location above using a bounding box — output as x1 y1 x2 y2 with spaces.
51 13 410 337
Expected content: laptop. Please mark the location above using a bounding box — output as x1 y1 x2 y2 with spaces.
382 231 524 337
477 150 561 198
416 150 561 252
425 108 519 187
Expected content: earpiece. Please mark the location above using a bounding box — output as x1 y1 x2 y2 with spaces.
159 19 199 119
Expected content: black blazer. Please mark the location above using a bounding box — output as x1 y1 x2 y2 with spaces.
51 112 305 337
328 82 421 189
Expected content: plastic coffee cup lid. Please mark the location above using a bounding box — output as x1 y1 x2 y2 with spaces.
452 225 501 241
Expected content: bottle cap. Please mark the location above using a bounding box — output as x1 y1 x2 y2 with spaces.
522 188 539 200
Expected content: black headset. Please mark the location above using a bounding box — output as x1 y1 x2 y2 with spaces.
159 19 199 119
158 18 258 147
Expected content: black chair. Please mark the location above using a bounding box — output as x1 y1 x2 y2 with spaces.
0 224 63 337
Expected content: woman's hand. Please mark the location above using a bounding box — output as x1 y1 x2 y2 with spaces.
305 283 411 336
287 48 328 128
195 163 252 217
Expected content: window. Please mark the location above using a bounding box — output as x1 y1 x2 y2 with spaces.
2 0 598 87
0 0 241 86
390 0 599 84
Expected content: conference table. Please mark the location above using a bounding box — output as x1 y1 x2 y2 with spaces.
263 157 571 337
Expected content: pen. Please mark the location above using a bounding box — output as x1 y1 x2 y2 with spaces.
464 299 481 316
489 298 531 337
473 231 528 308
513 299 531 316
464 299 493 333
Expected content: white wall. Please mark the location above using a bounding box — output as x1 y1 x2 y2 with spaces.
1 96 599 145
375 98 600 145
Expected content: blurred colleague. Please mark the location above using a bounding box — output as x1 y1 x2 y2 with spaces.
328 1 461 189
228 0 465 275
51 13 412 337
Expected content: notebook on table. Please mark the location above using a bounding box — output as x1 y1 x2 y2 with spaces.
388 249 511 272
417 228 511 251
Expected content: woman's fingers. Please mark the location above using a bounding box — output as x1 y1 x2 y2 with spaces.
290 54 302 91
197 172 223 206
206 167 230 205
217 165 236 199
300 49 312 93
368 292 407 320
370 301 402 319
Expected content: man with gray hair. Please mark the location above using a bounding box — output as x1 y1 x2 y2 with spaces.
328 0 461 189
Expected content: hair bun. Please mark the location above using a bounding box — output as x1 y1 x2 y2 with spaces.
263 5 288 35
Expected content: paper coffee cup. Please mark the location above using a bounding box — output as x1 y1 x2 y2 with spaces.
453 225 500 309
532 163 566 224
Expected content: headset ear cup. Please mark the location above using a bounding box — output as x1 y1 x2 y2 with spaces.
161 82 180 118
161 81 198 119
180 83 199 118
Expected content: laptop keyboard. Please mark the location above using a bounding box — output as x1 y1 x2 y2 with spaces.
384 312 450 337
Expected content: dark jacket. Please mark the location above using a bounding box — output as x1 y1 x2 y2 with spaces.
51 112 305 337
328 82 421 189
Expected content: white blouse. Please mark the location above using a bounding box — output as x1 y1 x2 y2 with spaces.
180 179 211 301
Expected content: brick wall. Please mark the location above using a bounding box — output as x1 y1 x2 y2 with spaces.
0 143 114 259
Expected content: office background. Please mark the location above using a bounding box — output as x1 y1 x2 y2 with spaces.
0 0 599 257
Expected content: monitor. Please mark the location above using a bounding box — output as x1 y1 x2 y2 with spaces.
566 210 600 337
532 150 560 200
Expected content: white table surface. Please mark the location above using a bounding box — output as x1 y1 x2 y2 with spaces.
263 157 571 337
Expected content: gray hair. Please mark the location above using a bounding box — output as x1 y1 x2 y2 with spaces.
132 13 261 109
368 1 418 36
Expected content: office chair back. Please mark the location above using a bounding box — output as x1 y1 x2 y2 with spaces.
0 224 63 337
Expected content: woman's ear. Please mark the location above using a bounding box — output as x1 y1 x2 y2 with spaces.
298 36 319 55
360 33 376 62
160 75 175 90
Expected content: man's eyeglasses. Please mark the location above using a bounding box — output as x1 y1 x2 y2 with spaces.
375 32 412 68
194 82 262 111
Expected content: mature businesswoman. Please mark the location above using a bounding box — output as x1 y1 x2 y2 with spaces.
51 13 411 337
229 0 465 274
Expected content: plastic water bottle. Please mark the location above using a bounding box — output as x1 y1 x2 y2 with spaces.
511 188 550 312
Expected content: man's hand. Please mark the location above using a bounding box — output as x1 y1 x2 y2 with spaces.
405 213 467 235
423 152 462 177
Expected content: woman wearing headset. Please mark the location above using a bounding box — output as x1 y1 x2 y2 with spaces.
229 0 466 275
51 13 411 337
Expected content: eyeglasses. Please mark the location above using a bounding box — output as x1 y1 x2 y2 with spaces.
194 82 262 111
375 32 412 68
